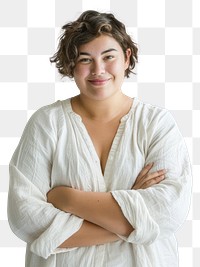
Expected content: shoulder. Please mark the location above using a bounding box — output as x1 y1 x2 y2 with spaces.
22 100 68 141
30 100 63 123
27 100 67 129
134 98 175 126
132 98 181 141
133 99 185 154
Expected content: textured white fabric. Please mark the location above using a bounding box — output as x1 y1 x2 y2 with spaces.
7 98 192 267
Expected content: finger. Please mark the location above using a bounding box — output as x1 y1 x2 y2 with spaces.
136 163 154 180
141 175 165 189
132 170 166 190
132 163 156 189
135 168 166 188
143 169 167 181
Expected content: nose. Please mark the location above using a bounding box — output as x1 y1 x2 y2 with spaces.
91 60 105 76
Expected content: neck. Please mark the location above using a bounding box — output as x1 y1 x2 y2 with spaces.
72 92 132 122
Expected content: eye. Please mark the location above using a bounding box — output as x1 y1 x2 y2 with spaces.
78 58 92 64
104 55 115 61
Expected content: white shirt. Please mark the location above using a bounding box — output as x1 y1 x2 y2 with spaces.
8 98 192 267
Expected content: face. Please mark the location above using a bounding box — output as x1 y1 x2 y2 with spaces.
73 35 131 101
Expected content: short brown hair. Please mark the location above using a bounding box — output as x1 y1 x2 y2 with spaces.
50 10 138 78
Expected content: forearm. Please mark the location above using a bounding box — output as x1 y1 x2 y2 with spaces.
70 190 133 236
59 220 120 248
47 187 133 236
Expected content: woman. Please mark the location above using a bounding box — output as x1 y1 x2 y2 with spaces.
8 10 192 267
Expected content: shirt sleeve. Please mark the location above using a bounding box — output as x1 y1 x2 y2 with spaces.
111 110 192 245
7 105 83 259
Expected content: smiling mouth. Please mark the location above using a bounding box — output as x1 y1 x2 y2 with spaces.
88 78 111 86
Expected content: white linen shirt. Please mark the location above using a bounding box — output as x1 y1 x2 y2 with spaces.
7 98 192 267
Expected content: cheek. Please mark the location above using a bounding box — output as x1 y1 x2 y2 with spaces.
111 56 127 70
110 61 126 77
74 65 90 78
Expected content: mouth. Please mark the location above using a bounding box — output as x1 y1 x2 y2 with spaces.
88 78 111 86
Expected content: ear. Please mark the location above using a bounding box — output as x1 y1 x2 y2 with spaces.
124 48 132 69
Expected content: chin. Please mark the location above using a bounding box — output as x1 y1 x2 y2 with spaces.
80 88 120 101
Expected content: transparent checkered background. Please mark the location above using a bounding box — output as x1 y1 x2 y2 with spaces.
0 0 199 266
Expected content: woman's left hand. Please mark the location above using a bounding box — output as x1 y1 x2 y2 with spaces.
132 163 166 190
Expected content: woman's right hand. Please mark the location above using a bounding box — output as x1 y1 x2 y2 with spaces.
132 163 167 190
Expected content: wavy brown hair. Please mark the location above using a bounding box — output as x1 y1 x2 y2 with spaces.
50 10 138 78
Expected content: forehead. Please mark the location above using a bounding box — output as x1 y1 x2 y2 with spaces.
78 35 123 54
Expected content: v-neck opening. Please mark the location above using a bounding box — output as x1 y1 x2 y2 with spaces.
62 97 138 178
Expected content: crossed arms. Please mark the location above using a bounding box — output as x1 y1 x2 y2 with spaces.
47 163 166 248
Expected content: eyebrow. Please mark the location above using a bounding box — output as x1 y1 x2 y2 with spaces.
79 48 117 56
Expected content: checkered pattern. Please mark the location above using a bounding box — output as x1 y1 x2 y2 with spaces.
0 0 199 266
